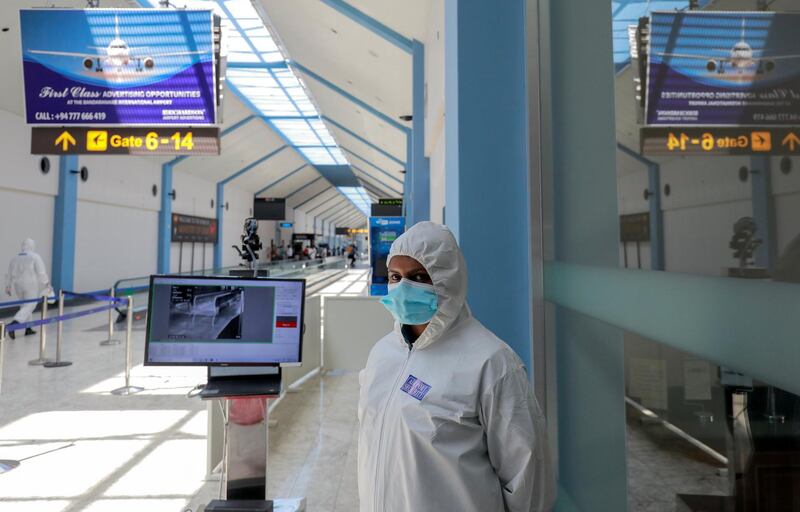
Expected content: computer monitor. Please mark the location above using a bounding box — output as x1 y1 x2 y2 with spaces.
144 275 305 366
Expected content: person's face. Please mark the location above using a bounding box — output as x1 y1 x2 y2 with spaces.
387 256 433 285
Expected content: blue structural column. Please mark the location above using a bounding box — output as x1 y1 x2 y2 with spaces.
444 0 531 368
51 155 79 291
409 39 430 225
214 183 224 271
549 0 627 507
157 163 173 274
403 135 412 219
751 156 776 270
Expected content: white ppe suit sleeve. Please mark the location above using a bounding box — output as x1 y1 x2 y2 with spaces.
32 254 50 289
481 367 554 512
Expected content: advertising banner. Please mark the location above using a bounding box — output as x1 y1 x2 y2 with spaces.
172 214 217 243
20 9 216 126
646 11 800 125
369 217 405 296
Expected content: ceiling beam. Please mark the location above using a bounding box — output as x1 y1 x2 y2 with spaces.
323 115 405 166
318 0 413 53
290 61 410 134
342 147 404 185
350 163 403 195
220 145 288 186
255 164 308 196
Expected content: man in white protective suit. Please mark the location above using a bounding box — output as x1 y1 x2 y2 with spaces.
4 239 51 340
358 221 555 512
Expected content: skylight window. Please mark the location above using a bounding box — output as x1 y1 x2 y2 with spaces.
337 186 372 216
143 0 350 167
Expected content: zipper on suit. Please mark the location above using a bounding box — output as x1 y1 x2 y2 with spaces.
373 346 413 511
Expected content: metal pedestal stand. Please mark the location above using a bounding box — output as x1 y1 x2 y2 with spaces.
100 287 121 346
111 296 144 395
44 291 72 368
204 396 305 512
28 296 52 366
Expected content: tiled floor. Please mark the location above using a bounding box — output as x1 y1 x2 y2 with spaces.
626 408 729 511
0 268 368 512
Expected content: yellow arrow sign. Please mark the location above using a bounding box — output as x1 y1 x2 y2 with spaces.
782 132 800 151
781 132 800 151
54 131 76 152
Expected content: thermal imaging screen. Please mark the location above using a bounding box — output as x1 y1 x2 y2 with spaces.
145 276 304 365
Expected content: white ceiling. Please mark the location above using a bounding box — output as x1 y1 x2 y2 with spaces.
259 0 429 198
3 0 429 221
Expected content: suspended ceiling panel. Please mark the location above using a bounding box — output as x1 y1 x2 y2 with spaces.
287 178 330 208
231 145 306 191
260 0 411 121
257 165 319 198
298 74 407 158
344 0 431 43
349 164 401 193
295 187 340 213
180 119 285 183
346 151 404 188
327 122 404 174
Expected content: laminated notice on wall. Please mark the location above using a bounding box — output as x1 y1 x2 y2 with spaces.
683 360 713 401
629 358 668 410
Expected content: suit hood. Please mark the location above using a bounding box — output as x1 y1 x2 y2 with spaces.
387 222 469 350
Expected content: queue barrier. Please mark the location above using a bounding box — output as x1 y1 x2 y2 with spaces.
0 290 143 396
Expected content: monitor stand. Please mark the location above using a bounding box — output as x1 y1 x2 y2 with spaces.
202 377 305 511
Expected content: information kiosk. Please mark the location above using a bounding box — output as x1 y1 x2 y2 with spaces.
145 275 307 512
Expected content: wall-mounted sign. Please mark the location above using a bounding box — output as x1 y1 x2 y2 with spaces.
378 198 403 206
172 213 217 243
20 9 217 126
640 126 800 156
646 11 800 126
31 126 220 155
620 212 650 243
279 222 293 229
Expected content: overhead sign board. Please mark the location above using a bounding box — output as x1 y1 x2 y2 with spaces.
31 126 220 155
172 214 217 243
646 11 800 126
640 126 800 156
378 198 403 206
20 9 217 126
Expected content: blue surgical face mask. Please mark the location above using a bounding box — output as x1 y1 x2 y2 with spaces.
380 279 438 325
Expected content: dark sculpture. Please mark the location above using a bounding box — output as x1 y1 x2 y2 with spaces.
729 217 762 268
232 218 262 266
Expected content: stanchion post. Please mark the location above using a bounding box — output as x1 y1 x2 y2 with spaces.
100 287 120 346
0 322 5 395
111 296 143 395
28 295 52 366
44 290 72 368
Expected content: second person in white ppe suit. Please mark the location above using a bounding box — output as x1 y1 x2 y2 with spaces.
358 222 555 512
4 239 51 340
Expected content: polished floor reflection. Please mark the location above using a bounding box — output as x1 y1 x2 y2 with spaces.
627 406 728 512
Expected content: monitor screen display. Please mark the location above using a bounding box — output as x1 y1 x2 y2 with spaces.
145 276 305 366
253 198 286 220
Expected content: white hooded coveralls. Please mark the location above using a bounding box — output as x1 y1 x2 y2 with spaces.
358 222 555 512
5 239 50 323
